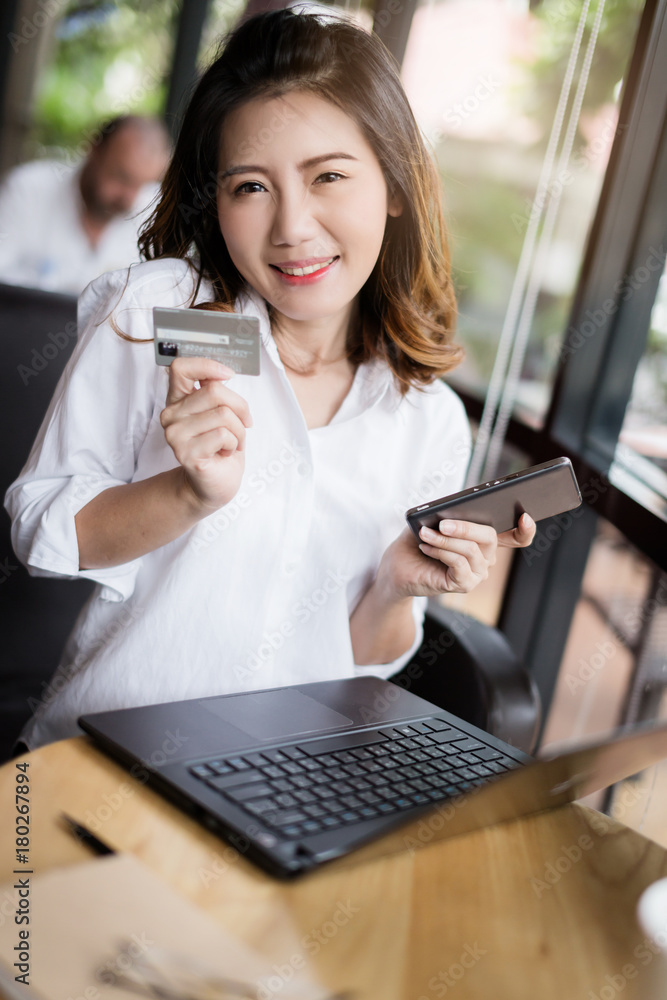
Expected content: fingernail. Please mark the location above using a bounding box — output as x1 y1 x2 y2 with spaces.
439 520 456 534
420 526 438 540
522 513 534 528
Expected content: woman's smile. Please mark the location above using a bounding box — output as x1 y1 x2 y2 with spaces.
270 255 340 282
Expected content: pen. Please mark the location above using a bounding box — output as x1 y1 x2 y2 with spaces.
61 813 116 856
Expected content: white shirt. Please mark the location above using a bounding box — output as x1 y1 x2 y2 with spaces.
0 160 158 295
5 258 471 749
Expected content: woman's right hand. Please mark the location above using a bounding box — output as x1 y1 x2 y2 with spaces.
160 357 253 512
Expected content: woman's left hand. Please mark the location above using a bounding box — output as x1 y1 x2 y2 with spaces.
375 514 536 601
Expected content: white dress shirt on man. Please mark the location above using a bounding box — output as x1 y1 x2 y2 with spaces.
0 159 158 295
5 258 471 749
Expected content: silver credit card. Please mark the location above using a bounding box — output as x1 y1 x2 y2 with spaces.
153 307 260 376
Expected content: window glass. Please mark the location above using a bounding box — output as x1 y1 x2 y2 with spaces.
615 261 667 500
541 517 667 844
401 0 643 425
198 0 253 68
30 1 178 157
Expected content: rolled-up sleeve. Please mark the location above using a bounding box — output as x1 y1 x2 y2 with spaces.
4 270 160 602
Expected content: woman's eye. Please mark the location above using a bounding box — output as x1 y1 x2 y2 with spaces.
315 171 345 184
233 181 266 196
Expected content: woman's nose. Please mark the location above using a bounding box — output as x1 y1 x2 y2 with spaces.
270 190 319 246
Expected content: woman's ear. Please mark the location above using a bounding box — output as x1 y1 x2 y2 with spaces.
387 188 404 218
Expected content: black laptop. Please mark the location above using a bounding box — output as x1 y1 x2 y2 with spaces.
78 676 667 878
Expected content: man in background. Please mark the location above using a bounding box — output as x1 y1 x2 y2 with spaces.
0 115 170 295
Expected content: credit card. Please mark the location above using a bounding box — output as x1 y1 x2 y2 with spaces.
153 307 260 376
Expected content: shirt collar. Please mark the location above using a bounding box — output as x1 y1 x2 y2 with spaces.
235 284 395 411
234 286 279 363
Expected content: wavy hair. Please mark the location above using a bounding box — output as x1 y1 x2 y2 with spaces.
138 7 462 394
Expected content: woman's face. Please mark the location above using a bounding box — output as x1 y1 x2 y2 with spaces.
216 90 402 332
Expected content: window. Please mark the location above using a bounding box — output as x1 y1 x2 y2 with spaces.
441 0 667 759
541 518 667 845
401 0 643 426
617 261 667 500
30 2 179 157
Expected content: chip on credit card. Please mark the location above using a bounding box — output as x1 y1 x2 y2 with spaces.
153 307 260 376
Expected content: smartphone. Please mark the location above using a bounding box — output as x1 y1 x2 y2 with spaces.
406 456 582 538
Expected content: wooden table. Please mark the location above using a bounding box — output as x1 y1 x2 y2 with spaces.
1 737 666 999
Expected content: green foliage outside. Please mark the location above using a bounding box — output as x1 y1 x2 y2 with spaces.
30 0 245 155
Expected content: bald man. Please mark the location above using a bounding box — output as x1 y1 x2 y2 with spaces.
0 116 170 295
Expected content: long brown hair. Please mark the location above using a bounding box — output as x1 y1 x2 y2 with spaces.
139 8 462 394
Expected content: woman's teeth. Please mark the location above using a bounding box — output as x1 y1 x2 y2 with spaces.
275 257 336 276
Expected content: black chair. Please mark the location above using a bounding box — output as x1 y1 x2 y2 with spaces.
391 598 541 754
0 281 540 762
0 283 93 761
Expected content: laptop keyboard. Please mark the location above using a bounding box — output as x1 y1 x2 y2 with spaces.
187 717 521 840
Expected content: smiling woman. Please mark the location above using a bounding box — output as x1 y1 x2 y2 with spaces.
5 8 535 753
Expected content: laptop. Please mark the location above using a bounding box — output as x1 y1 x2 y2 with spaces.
78 676 667 879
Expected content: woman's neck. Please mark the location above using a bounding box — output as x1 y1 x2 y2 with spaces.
270 304 358 378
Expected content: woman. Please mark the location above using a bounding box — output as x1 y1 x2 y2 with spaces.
5 8 534 750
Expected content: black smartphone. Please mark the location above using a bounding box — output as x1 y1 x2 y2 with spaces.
406 456 582 538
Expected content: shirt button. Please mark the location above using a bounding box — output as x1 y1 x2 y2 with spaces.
296 462 310 477
284 562 297 576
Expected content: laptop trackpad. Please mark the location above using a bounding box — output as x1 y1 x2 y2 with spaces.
199 688 354 742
